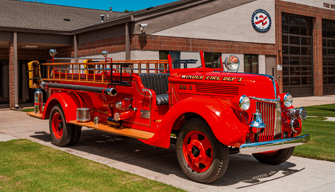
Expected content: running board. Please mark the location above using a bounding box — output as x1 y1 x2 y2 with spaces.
69 121 154 140
27 112 43 119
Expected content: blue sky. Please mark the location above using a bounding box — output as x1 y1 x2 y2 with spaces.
24 0 179 12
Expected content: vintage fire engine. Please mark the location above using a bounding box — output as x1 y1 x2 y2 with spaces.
27 49 309 183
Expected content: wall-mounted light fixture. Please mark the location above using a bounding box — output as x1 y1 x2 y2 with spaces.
22 45 38 48
139 23 148 34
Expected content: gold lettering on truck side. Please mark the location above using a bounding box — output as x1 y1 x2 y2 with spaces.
221 76 243 82
222 77 237 81
205 76 221 81
181 75 204 80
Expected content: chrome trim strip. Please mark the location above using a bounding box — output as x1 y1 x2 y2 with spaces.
239 134 310 154
272 79 277 99
274 101 282 137
250 97 279 104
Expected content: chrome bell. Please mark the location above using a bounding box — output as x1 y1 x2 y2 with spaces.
250 109 266 129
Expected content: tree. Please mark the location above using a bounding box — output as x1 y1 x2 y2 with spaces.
124 9 133 13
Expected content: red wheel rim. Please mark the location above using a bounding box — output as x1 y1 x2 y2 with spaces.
52 112 63 139
182 130 213 173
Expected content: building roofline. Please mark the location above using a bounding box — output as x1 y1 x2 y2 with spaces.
0 0 208 35
71 15 134 34
0 26 72 35
70 0 206 34
15 0 122 13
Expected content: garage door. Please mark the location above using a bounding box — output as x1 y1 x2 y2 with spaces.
323 19 335 95
282 14 313 97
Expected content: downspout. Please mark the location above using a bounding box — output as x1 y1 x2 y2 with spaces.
125 16 134 60
74 34 78 63
125 22 130 60
13 32 18 109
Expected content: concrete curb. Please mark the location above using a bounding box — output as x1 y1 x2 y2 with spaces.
0 134 19 142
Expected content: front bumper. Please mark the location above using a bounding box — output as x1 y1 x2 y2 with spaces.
239 134 310 154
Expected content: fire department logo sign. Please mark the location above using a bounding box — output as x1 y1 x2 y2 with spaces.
251 9 271 33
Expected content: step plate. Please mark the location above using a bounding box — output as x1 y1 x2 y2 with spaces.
69 121 154 140
27 112 43 119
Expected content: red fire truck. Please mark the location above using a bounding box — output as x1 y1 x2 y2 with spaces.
27 49 309 183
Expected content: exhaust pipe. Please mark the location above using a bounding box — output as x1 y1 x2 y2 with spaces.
106 87 117 96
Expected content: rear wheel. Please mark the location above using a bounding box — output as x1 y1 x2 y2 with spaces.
49 105 73 147
252 147 295 165
176 118 229 183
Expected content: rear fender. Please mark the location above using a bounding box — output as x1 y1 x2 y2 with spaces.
142 97 248 148
42 92 82 123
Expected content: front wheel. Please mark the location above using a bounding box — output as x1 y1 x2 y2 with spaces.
49 105 74 147
176 118 229 183
252 147 295 165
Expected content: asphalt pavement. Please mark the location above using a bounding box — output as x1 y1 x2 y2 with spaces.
1 110 335 192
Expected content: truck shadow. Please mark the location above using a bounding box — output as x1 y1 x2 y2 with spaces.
31 129 304 187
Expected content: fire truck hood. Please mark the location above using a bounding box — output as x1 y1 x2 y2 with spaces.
174 71 278 100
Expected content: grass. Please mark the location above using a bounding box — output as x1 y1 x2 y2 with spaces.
20 108 34 112
0 140 184 192
304 103 335 117
293 104 335 162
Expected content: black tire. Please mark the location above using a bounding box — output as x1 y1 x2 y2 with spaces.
252 147 295 165
69 125 82 145
49 104 74 147
176 118 229 184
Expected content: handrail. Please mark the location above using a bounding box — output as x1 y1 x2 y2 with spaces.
142 89 153 98
41 60 169 85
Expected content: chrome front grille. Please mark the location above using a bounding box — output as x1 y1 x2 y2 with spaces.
256 101 277 142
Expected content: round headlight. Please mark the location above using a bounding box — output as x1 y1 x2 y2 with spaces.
299 107 307 120
239 95 250 111
225 55 240 71
283 93 293 108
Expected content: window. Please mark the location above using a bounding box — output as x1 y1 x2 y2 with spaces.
244 55 258 73
159 51 180 69
204 52 221 68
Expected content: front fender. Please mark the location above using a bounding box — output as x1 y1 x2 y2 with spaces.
143 96 248 148
42 92 82 123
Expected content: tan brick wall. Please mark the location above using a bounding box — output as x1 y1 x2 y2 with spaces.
131 35 276 55
57 35 276 58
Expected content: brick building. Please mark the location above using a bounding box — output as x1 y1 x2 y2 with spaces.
0 0 334 109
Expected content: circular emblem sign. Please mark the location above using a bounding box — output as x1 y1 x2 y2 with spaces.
251 9 271 32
